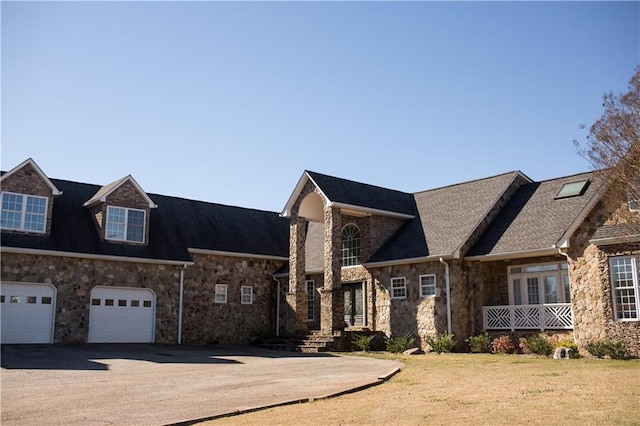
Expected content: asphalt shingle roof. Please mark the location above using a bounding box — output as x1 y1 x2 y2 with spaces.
467 171 602 256
1 178 290 262
306 171 417 216
369 171 524 262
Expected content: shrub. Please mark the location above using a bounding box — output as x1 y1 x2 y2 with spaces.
385 333 415 353
425 333 457 353
492 335 516 354
351 334 375 352
524 333 553 356
585 340 633 360
466 332 491 353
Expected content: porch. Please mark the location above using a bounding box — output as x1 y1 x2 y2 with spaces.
483 303 573 331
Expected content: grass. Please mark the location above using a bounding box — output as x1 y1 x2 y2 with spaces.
199 352 640 425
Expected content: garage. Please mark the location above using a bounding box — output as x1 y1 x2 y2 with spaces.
88 286 156 343
1 282 56 344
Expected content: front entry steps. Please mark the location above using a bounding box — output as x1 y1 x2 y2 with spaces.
261 331 345 353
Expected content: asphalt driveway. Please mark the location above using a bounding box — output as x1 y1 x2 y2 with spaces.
1 344 402 425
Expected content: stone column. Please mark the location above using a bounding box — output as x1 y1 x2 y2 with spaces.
286 215 308 335
321 206 343 334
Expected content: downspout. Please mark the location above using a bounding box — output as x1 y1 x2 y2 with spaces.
439 258 452 335
272 276 281 337
178 263 187 344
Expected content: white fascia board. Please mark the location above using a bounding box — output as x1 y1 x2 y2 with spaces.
281 171 330 218
328 202 415 220
464 247 560 262
1 158 63 196
363 255 452 268
188 248 289 261
589 235 640 246
0 246 193 266
83 175 158 208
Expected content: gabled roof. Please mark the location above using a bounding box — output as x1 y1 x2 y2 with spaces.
83 175 157 209
467 171 604 259
282 171 416 219
368 171 528 264
1 178 290 263
0 158 62 196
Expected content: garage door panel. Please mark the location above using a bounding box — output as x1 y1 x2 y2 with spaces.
88 287 155 343
1 283 56 344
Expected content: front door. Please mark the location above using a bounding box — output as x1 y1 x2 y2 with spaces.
343 282 363 327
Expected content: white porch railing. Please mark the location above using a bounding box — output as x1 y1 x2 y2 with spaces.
483 303 573 331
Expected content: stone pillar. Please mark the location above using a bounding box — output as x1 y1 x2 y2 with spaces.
286 215 308 335
321 206 343 334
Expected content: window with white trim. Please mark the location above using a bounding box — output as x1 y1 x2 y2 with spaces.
420 274 436 297
106 206 145 243
391 277 406 299
1 192 48 233
306 280 315 321
610 257 639 321
341 224 361 267
241 286 253 304
508 262 570 305
214 284 228 304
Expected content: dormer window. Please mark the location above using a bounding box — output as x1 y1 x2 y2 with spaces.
106 206 145 243
1 192 48 233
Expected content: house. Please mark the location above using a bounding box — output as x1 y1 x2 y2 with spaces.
2 158 639 355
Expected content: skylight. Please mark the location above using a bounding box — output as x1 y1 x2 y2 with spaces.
555 179 590 199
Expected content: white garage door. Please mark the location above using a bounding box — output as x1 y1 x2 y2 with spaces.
88 286 156 343
1 282 56 344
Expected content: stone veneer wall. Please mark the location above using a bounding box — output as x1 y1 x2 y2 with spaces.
371 261 448 349
571 243 640 356
1 163 57 236
181 253 285 345
2 251 285 345
1 252 181 343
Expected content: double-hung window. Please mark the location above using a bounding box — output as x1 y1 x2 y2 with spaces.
420 274 436 297
610 257 639 321
215 284 228 304
391 277 407 299
241 286 253 305
106 206 145 243
1 192 48 233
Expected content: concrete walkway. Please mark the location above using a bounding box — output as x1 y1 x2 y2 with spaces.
1 344 403 425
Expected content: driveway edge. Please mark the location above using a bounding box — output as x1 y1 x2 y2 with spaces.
166 366 402 426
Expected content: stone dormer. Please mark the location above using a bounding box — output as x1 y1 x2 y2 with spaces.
83 175 157 245
0 158 62 236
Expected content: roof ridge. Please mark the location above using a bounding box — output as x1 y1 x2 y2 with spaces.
412 170 524 195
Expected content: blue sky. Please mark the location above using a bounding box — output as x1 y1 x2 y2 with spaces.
2 1 639 212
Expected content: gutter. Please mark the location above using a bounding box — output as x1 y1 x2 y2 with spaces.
272 276 281 336
439 257 452 335
177 263 188 344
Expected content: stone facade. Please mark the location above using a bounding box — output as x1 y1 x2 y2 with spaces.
1 252 181 343
181 253 285 345
1 251 285 345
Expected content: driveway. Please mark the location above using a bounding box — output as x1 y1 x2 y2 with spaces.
1 344 402 425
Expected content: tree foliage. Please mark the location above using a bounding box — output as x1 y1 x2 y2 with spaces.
575 68 640 224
